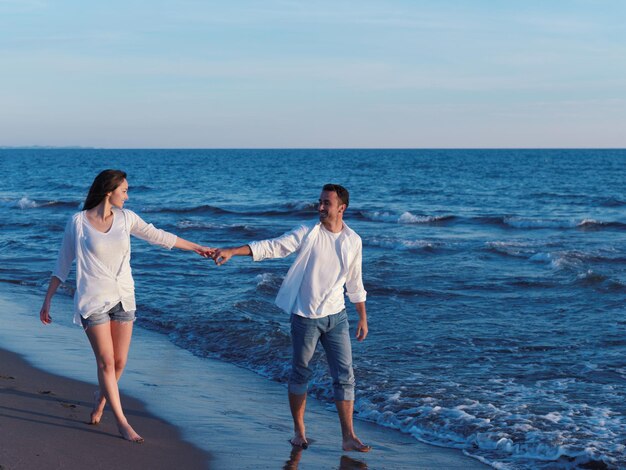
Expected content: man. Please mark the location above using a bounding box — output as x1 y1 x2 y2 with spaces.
212 184 371 452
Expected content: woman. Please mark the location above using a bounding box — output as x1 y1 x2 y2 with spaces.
39 169 213 443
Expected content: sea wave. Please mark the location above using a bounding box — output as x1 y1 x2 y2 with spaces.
598 197 626 207
366 284 462 299
144 201 317 217
485 240 538 258
176 219 259 235
576 270 626 292
254 272 283 295
505 217 587 229
358 211 455 225
487 242 626 267
355 380 625 469
143 204 231 215
477 216 625 230
5 196 81 210
366 237 444 252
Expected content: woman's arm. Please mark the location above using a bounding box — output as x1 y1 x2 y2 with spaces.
126 210 214 257
41 217 76 324
40 276 62 324
173 237 215 258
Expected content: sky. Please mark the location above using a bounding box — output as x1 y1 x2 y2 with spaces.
1 0 625 148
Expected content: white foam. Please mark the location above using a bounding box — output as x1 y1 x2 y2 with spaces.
578 218 600 227
286 201 316 211
363 210 450 224
367 236 440 252
254 272 282 288
577 269 607 282
17 196 39 209
503 216 614 230
529 252 552 263
176 220 254 232
398 212 445 224
504 217 577 229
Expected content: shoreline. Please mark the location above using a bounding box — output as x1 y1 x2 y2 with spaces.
0 283 490 469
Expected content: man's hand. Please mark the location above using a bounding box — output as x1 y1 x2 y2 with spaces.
355 318 368 341
213 248 235 266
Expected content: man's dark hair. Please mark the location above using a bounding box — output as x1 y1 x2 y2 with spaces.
323 184 349 208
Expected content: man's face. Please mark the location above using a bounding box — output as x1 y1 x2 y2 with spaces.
318 190 345 222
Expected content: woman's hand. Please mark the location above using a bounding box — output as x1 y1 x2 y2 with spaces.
40 300 52 325
194 246 216 258
40 276 62 325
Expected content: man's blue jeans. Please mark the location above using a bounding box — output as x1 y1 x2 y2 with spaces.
289 310 355 401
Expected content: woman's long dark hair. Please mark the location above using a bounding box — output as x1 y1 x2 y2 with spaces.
83 170 127 210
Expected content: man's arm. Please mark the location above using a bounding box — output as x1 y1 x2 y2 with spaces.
354 302 368 341
213 224 310 266
213 245 252 266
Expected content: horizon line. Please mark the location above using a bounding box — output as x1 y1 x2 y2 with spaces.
2 146 626 151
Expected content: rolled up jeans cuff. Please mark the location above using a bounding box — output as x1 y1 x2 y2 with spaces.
288 382 308 395
334 386 355 402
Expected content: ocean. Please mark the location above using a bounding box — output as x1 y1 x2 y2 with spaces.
0 149 624 469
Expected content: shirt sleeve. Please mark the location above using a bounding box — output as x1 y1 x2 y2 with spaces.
125 210 177 249
248 224 310 261
52 217 76 282
345 236 367 303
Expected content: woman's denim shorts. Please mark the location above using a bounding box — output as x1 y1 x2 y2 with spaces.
81 302 135 330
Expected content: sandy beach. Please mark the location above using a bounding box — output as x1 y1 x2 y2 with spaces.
0 348 210 470
0 283 489 469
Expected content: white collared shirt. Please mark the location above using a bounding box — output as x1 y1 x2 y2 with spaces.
53 208 177 325
249 221 367 318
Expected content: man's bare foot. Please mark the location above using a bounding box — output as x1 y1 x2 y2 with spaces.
89 390 106 425
342 436 371 453
118 422 144 443
289 434 309 449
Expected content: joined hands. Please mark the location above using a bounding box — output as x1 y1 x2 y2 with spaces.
194 246 217 258
195 246 234 266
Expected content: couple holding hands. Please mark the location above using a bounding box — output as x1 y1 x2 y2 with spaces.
40 169 371 453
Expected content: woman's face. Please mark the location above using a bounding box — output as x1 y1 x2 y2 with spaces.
108 179 129 209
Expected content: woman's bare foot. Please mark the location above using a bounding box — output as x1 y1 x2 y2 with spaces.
89 390 106 425
342 436 371 452
118 422 144 443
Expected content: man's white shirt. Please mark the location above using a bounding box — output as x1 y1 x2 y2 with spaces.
248 221 367 319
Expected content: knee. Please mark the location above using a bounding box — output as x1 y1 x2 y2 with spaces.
97 355 115 373
114 357 127 373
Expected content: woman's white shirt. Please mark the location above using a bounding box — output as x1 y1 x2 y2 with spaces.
53 208 177 325
82 211 128 276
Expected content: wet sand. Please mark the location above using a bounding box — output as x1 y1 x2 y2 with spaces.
0 348 210 469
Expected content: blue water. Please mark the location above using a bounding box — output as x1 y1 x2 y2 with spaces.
1 149 624 469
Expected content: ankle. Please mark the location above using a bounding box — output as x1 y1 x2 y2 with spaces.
116 418 130 427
